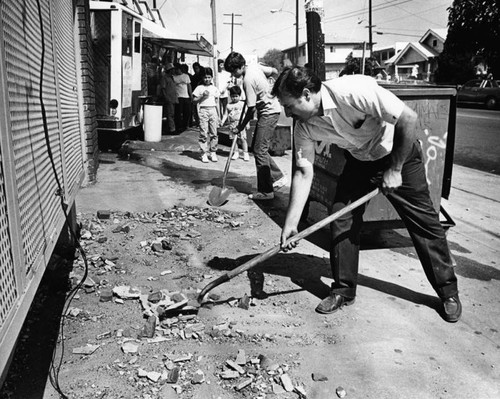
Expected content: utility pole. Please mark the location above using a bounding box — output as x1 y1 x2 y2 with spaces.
368 0 373 55
295 0 299 64
223 13 242 53
211 0 218 89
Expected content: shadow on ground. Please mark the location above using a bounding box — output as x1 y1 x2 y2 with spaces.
205 253 442 314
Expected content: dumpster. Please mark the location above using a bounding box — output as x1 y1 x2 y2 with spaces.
143 103 163 142
305 85 457 229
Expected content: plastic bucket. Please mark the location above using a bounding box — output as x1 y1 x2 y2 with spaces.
143 104 163 142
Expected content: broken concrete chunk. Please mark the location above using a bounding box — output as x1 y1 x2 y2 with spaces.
238 294 250 310
272 383 286 394
235 349 246 365
235 377 253 391
97 210 111 220
280 374 294 392
147 371 162 382
142 315 157 338
295 385 307 396
336 386 347 398
148 291 163 303
191 369 205 384
113 286 141 299
312 372 328 381
138 368 148 378
121 341 139 354
99 288 113 302
151 243 163 252
226 359 245 374
173 354 192 363
220 370 239 379
161 239 173 250
166 367 180 383
72 344 99 355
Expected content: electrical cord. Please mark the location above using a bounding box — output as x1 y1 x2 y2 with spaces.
34 0 89 397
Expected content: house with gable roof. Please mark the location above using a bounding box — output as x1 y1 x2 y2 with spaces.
378 28 447 82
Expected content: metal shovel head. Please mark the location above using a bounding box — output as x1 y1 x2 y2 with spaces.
208 185 230 207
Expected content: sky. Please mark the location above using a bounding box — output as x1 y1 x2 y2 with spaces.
156 0 453 59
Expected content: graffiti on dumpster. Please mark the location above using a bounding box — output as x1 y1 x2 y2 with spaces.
421 128 447 187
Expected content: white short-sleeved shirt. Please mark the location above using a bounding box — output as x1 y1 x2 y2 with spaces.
218 70 232 99
192 84 220 107
243 64 281 116
173 73 191 98
294 75 405 166
226 100 246 130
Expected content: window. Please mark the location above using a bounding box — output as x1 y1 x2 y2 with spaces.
134 22 141 54
432 39 437 47
330 46 335 53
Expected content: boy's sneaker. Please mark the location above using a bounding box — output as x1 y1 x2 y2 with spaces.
201 153 209 163
248 192 274 201
273 176 288 190
243 152 250 161
231 151 239 160
210 152 218 162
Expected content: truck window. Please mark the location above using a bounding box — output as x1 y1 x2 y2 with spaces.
134 22 141 54
122 14 132 56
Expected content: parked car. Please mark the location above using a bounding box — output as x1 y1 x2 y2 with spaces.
457 79 500 109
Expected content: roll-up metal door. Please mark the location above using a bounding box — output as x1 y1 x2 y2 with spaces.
0 0 85 377
52 0 84 199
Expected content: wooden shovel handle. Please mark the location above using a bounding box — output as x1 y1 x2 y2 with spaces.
198 188 380 301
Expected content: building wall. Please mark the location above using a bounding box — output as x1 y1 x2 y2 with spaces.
77 0 99 185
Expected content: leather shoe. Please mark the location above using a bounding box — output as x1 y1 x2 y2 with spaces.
442 294 462 323
315 293 355 314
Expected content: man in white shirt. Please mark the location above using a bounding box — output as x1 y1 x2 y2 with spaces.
272 67 461 323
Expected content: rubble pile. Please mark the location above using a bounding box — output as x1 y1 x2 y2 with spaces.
49 206 348 398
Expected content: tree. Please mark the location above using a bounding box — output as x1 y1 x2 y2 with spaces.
436 0 500 84
340 52 378 76
259 49 284 71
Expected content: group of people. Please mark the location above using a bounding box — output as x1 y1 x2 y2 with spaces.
149 51 462 324
146 59 214 135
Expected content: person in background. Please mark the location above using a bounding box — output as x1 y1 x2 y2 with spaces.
272 66 461 323
224 52 287 201
192 67 220 163
180 64 193 129
159 62 178 135
217 59 231 123
146 55 160 98
173 63 192 133
223 85 250 162
190 62 206 127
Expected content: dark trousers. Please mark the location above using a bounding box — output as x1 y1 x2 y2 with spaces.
175 97 191 132
329 141 458 300
253 112 284 193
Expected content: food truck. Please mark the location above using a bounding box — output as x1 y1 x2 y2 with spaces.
89 0 213 135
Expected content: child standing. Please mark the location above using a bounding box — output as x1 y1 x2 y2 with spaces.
224 85 249 161
192 67 220 163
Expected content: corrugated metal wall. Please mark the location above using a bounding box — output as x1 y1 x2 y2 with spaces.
0 0 85 375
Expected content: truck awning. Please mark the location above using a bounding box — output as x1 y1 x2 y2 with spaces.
143 31 213 58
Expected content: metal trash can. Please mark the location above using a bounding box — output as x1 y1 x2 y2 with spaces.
143 103 163 142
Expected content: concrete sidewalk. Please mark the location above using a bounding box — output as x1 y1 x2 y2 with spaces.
77 128 500 398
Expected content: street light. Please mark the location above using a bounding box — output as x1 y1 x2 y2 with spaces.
270 0 299 65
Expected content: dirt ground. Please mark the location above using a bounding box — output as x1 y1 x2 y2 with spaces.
1 137 499 399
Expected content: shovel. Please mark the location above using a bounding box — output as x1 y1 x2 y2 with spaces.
208 103 247 207
198 187 380 302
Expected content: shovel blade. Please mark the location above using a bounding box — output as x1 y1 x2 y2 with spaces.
208 186 230 207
